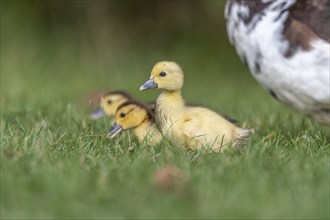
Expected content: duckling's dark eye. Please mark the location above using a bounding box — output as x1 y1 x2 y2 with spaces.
159 71 167 77
120 112 126 118
107 100 112 104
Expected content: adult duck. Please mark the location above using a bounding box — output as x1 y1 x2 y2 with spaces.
225 0 330 125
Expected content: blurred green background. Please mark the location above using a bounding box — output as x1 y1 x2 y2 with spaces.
1 1 329 219
1 0 267 116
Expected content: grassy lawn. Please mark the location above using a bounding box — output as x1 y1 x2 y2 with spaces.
1 1 329 219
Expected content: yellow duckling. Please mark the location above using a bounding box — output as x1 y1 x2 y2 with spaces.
90 91 132 120
108 100 162 146
139 61 252 152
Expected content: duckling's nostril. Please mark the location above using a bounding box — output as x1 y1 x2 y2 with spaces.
139 78 158 91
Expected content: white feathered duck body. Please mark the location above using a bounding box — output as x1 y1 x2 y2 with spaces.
225 0 330 125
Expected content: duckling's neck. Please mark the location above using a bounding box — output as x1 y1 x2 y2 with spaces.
157 90 185 109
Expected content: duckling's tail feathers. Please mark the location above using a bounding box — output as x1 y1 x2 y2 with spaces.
234 129 254 147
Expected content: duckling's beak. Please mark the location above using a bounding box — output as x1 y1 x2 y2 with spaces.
90 108 105 120
139 78 158 91
108 122 123 138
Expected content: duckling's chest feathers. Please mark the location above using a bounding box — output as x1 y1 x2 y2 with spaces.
156 91 185 136
133 120 160 145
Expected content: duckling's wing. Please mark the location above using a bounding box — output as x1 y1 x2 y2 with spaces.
182 107 241 148
182 117 206 140
181 109 211 147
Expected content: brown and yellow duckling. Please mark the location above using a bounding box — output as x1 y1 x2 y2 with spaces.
90 91 132 120
140 61 252 152
108 100 162 146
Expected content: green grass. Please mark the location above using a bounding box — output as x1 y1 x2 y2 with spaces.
1 1 330 219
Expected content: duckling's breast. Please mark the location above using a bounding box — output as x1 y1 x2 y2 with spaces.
156 104 183 141
133 121 161 146
155 92 186 144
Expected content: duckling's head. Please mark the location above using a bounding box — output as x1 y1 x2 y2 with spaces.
90 91 132 120
108 101 154 138
140 61 184 92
